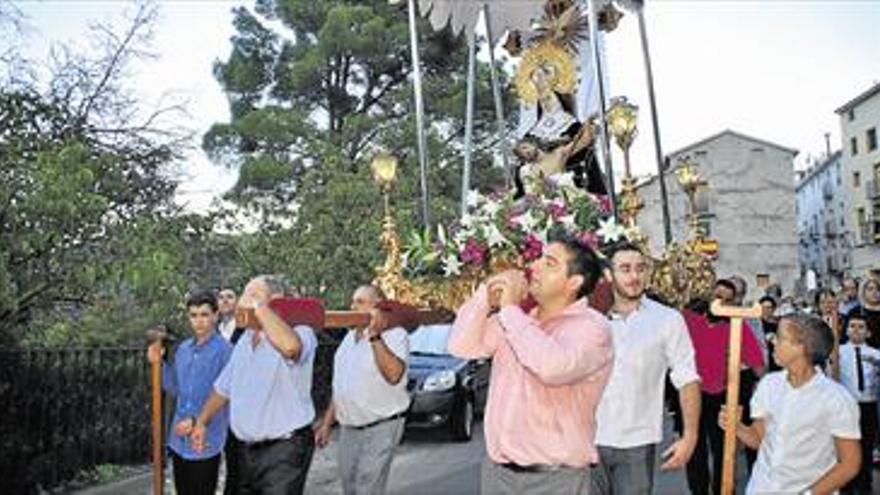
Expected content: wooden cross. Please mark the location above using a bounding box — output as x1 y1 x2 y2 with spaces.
710 299 762 495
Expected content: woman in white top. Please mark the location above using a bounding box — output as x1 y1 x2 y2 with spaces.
720 313 861 494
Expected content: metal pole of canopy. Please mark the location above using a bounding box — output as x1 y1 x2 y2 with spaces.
407 0 431 228
585 0 617 221
483 4 512 190
636 3 672 245
461 32 478 218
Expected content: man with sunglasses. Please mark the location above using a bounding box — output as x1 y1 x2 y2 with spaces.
148 290 232 495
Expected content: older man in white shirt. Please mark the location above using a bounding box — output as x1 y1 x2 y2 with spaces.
593 242 701 495
314 285 410 495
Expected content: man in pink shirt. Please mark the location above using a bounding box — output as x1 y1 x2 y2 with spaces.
683 278 765 495
448 233 613 494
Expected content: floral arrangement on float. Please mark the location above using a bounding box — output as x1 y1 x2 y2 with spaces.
401 175 622 280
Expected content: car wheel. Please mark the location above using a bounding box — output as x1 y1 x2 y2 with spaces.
450 394 474 442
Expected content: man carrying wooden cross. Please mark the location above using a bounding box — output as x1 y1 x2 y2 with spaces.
313 285 411 495
720 313 861 494
683 279 765 495
191 274 319 494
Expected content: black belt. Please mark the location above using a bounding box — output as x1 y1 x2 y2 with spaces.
350 411 407 430
499 462 564 473
242 425 311 449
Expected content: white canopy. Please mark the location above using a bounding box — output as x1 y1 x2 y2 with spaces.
416 0 643 45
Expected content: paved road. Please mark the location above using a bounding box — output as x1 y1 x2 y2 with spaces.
306 420 693 495
79 418 879 494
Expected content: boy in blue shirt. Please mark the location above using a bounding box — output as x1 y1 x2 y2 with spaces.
149 290 232 495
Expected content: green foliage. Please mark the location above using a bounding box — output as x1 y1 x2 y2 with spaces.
206 0 512 308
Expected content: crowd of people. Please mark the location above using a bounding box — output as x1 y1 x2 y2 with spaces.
148 242 880 495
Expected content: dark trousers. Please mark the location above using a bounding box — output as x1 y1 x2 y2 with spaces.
224 429 242 495
843 401 878 494
170 451 221 495
687 392 725 495
237 427 315 495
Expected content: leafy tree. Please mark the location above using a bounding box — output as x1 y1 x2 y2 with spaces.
206 0 512 307
0 3 197 346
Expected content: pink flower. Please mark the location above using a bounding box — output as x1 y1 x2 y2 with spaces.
577 231 599 250
460 238 488 266
521 234 544 261
592 194 612 214
546 202 566 220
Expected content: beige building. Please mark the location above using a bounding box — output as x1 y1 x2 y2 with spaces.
836 81 880 276
637 130 799 301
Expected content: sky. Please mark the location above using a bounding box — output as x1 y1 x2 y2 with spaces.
6 0 880 213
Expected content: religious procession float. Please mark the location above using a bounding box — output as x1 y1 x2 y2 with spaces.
370 0 717 311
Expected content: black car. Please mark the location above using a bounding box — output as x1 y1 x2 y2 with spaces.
406 324 491 441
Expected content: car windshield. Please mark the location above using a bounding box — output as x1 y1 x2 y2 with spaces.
409 324 451 355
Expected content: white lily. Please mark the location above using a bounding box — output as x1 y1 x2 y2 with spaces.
551 171 576 188
465 189 482 209
460 213 475 228
514 209 538 231
484 223 508 248
443 254 462 277
558 213 577 229
596 217 627 242
481 198 502 217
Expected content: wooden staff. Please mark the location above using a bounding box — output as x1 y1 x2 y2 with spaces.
710 300 762 495
146 326 167 495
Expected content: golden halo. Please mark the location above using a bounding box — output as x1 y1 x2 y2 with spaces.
514 42 577 105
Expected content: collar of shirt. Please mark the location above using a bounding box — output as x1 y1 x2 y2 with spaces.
607 295 648 322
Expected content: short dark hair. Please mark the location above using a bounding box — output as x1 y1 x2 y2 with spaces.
847 310 868 325
549 231 604 300
715 279 737 294
781 313 834 366
758 295 777 307
603 240 644 263
186 290 218 312
813 288 836 308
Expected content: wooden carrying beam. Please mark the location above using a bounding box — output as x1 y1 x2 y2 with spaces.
710 300 762 495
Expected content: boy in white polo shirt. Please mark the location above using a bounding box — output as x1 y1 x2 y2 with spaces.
721 313 861 494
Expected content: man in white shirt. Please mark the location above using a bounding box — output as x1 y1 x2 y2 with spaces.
593 242 701 495
839 312 879 494
722 313 861 494
314 285 410 495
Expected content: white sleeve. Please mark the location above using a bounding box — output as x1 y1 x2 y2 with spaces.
289 325 317 366
382 327 410 363
664 311 701 388
828 388 861 440
750 375 773 420
214 344 240 398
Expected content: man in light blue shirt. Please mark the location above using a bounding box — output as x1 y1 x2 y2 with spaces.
192 275 317 495
148 290 231 495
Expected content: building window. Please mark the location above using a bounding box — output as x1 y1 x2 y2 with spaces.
756 274 770 288
698 218 712 237
868 128 878 152
848 109 855 121
852 136 858 156
857 207 866 226
854 171 861 187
